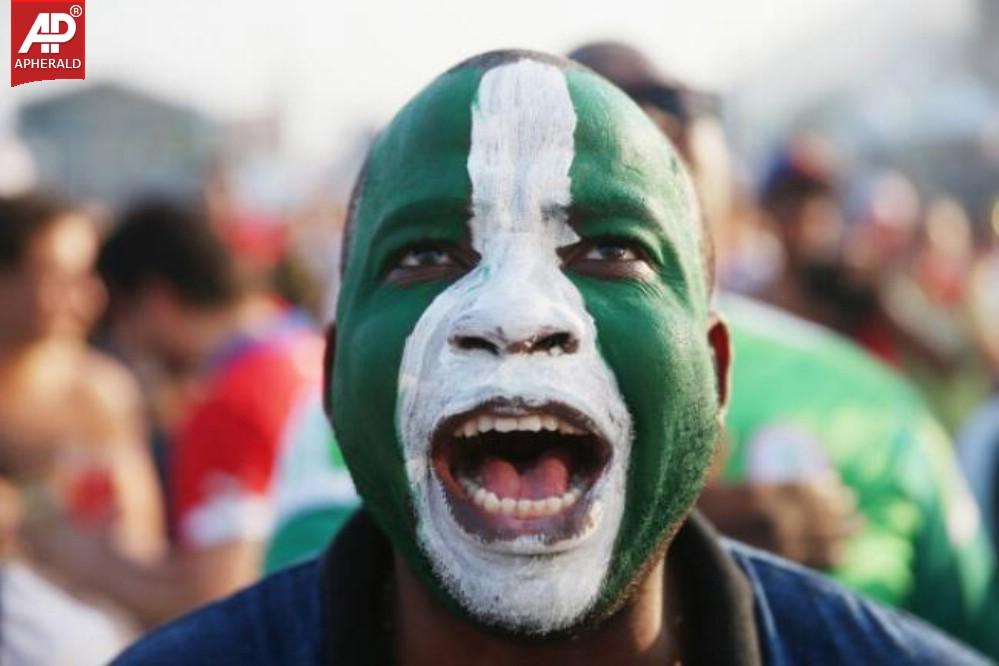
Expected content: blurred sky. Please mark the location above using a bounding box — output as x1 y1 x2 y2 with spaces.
1 0 975 166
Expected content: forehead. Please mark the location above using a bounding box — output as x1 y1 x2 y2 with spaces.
348 57 703 283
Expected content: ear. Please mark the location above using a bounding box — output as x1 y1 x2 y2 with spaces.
78 273 108 332
706 312 732 416
322 322 337 421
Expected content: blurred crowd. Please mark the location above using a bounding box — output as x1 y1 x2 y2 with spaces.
2 39 999 664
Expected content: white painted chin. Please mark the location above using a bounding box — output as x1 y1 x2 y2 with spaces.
407 405 630 635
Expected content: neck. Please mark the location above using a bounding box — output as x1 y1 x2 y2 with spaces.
769 271 837 329
394 554 680 666
0 336 72 375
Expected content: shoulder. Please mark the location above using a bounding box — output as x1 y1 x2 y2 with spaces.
207 329 324 411
228 325 324 382
720 293 910 394
71 347 143 416
726 541 989 665
112 558 326 666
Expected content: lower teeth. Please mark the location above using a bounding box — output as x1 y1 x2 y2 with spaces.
459 477 580 518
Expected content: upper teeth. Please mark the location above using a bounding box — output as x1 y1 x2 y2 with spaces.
454 414 585 438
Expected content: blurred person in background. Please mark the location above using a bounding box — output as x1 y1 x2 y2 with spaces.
715 293 999 657
565 41 783 298
759 144 887 357
757 140 849 324
569 40 999 657
756 146 983 407
959 226 999 549
22 200 333 626
0 193 165 664
884 197 991 432
208 191 361 573
837 170 922 363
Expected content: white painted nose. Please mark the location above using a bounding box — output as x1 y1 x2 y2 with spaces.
447 258 587 358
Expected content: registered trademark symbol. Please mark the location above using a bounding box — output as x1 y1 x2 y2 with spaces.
70 5 83 17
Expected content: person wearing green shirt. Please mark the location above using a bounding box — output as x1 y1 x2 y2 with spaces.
718 293 999 657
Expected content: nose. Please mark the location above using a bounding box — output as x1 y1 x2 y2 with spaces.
445 241 589 359
451 326 580 357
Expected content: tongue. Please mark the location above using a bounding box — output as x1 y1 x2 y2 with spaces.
522 449 572 499
480 458 520 498
479 447 571 500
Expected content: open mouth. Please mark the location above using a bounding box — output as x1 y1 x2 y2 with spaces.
431 399 612 544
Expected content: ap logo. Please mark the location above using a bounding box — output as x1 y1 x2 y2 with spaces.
10 1 86 86
19 12 78 54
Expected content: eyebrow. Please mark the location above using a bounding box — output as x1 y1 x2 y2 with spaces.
369 195 472 248
562 187 692 295
564 190 666 235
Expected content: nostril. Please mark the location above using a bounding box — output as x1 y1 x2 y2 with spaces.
452 335 501 355
450 328 579 356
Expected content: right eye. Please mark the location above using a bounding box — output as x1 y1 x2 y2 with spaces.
386 242 474 285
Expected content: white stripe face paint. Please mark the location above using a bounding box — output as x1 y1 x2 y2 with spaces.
396 59 633 634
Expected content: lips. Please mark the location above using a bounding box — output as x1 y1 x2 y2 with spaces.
430 399 611 544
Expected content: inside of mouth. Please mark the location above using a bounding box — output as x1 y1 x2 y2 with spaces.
449 431 605 502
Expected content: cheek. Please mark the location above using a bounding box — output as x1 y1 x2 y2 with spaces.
0 283 27 329
332 284 447 506
577 281 706 415
581 284 719 607
331 283 463 566
343 309 411 433
575 280 718 501
340 286 444 415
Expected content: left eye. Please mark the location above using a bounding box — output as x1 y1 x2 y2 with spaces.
562 238 655 281
582 242 640 262
397 247 455 268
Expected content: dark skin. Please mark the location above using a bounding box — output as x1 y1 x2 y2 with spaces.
394 542 680 666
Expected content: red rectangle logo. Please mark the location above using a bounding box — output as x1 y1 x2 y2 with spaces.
10 0 86 87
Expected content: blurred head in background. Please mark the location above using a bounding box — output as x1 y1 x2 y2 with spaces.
916 196 975 306
0 193 105 348
848 171 921 275
97 200 247 380
760 137 844 281
569 41 784 296
756 136 881 329
569 41 731 234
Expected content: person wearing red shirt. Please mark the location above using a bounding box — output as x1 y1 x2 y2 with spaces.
26 200 327 627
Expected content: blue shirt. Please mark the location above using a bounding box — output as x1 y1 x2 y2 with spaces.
114 511 987 665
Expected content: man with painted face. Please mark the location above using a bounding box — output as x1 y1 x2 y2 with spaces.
114 50 985 665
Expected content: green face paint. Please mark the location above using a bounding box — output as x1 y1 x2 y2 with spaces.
331 50 719 635
564 68 718 616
